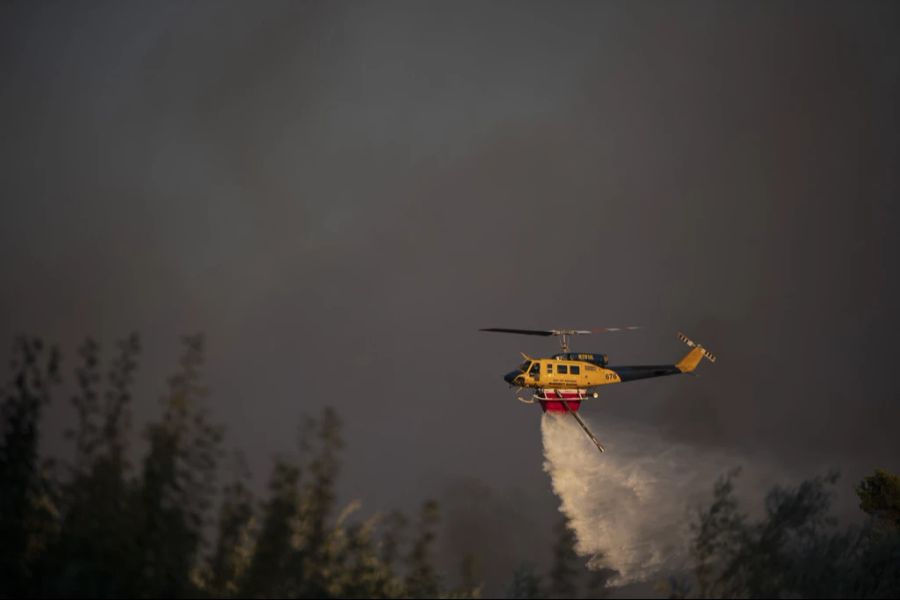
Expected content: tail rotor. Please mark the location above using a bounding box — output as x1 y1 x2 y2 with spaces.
676 331 717 367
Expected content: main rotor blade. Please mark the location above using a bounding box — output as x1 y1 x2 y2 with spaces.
480 326 641 337
479 328 555 336
589 326 641 334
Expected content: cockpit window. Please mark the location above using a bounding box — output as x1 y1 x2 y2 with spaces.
519 361 531 372
529 362 540 376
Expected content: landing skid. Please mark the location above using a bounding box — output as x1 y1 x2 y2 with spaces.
515 387 536 404
532 389 599 401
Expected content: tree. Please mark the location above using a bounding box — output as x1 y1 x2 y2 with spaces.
856 469 900 530
134 334 223 597
849 469 900 598
456 552 482 598
690 469 748 598
379 509 408 570
297 407 344 597
688 468 900 599
240 406 394 599
508 562 543 599
0 337 60 595
583 562 616 598
240 458 302 597
39 335 142 597
548 515 580 599
326 508 399 598
405 499 441 598
207 469 256 597
1 335 466 599
691 470 853 598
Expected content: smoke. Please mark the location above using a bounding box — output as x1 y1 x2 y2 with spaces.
541 412 779 584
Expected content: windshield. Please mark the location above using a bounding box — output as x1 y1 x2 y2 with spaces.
519 361 531 373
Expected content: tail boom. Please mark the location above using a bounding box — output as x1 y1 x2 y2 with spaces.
606 332 716 381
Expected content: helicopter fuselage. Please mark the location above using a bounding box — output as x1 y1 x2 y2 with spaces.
504 353 624 389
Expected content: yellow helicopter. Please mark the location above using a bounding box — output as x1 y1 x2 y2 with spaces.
480 327 716 452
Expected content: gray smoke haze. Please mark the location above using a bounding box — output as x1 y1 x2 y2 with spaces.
2 1 900 593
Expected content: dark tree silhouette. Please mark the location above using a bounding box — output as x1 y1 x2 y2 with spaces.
457 551 483 598
687 468 900 599
241 458 303 597
548 515 580 599
134 334 222 597
207 470 255 596
298 406 344 597
38 335 142 597
0 337 60 596
509 562 543 599
857 469 900 530
405 499 441 598
0 335 445 599
380 509 409 570
240 409 400 599
508 515 613 600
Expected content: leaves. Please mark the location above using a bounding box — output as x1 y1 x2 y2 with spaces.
688 469 900 599
0 337 61 595
856 469 900 530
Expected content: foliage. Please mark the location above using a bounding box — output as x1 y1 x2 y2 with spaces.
509 562 543 599
506 514 613 600
548 516 579 599
206 473 255 596
405 499 441 598
856 469 900 530
37 335 141 597
134 334 222 597
0 337 60 596
0 335 459 599
686 468 900 599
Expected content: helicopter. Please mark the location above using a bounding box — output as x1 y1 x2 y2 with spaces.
480 327 716 452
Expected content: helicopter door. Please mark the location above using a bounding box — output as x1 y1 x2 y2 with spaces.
529 361 541 381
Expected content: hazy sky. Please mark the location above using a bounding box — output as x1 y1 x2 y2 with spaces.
2 0 899 593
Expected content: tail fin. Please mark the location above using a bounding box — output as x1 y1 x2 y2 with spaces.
675 331 716 373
